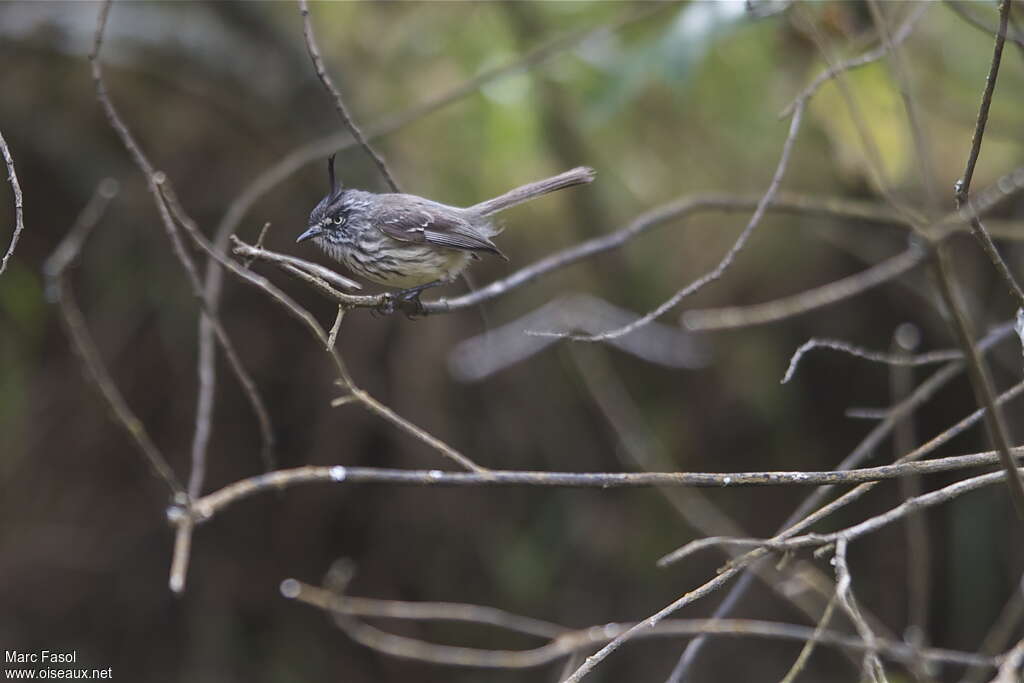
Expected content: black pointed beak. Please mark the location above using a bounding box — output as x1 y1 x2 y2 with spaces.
296 225 323 243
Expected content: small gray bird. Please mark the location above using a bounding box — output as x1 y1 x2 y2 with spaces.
297 157 595 304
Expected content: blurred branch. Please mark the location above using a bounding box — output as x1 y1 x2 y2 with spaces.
682 245 926 332
280 579 993 671
43 179 183 498
450 294 709 381
297 0 400 193
0 127 24 276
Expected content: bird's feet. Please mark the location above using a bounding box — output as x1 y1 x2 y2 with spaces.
374 281 442 318
372 294 396 317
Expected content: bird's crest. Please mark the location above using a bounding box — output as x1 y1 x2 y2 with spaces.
327 154 341 200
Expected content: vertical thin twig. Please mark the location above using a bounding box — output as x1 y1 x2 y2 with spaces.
0 128 25 275
834 539 887 683
168 516 194 595
954 0 1024 309
297 0 401 193
327 305 345 350
956 0 1012 206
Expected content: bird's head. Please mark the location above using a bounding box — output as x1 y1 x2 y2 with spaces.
297 154 352 244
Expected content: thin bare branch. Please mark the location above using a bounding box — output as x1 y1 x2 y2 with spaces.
781 336 961 385
282 578 563 639
231 238 361 292
297 0 400 192
0 127 24 276
779 591 840 683
167 515 193 595
681 467 1024 561
187 448 1024 523
956 0 1013 206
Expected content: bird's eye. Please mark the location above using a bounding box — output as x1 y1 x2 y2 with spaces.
333 216 345 225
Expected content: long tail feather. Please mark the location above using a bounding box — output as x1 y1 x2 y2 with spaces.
468 167 595 216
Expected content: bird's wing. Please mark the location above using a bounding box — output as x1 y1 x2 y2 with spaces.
372 201 506 259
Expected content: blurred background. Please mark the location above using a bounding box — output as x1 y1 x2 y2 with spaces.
3 1 1024 681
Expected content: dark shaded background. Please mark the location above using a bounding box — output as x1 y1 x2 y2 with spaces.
3 2 1024 681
